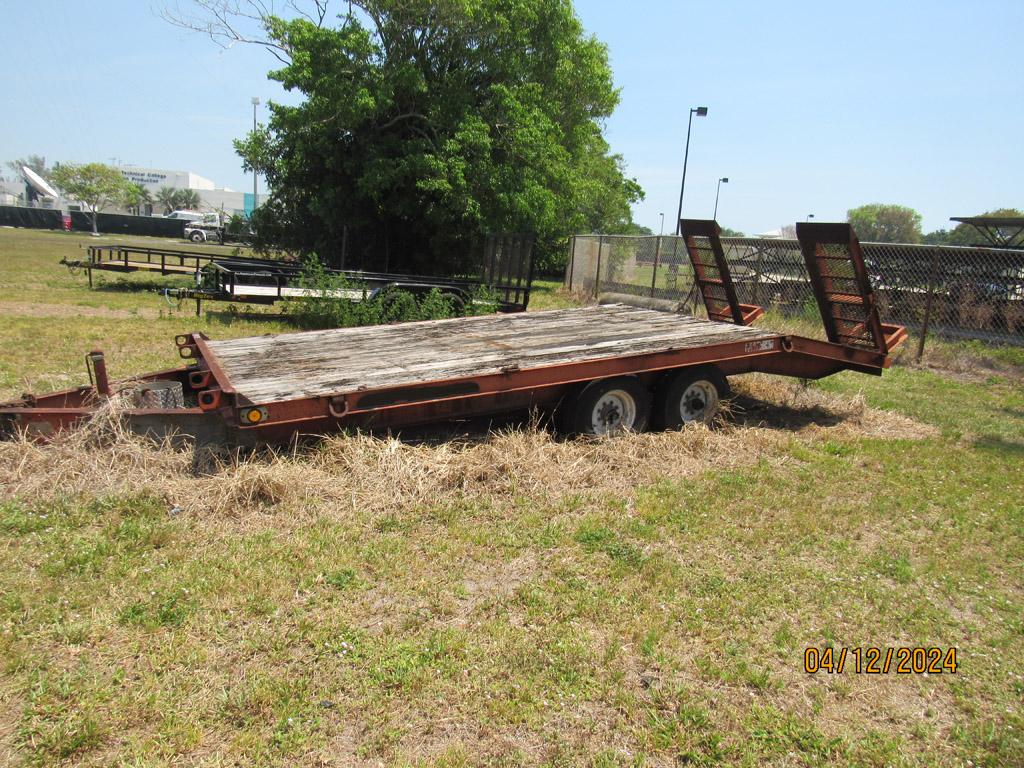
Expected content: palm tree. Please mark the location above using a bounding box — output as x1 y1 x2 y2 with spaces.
156 186 178 214
126 183 153 215
177 188 201 210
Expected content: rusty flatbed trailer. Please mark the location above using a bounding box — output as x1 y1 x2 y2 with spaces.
2 222 907 445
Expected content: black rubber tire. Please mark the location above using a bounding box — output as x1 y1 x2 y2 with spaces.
653 366 729 429
566 376 651 436
189 231 204 242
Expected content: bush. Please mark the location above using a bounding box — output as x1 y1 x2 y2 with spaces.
284 257 499 330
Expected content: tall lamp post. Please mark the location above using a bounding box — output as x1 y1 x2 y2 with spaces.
713 177 729 220
251 96 260 210
659 212 665 235
674 106 708 234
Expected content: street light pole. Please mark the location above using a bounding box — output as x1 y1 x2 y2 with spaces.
251 96 260 210
713 177 729 220
674 106 708 235
659 212 665 235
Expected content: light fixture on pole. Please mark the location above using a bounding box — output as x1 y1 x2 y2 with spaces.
713 177 729 220
674 106 708 234
659 212 665 235
807 213 815 222
251 96 260 209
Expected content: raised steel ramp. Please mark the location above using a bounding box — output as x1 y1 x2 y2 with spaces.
795 222 906 354
679 218 764 326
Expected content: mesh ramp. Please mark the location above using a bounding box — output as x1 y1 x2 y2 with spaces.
795 222 902 354
679 219 764 325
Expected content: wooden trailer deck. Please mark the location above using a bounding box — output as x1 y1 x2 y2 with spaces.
204 304 778 404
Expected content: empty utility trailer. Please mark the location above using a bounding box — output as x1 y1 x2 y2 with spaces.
1 223 907 446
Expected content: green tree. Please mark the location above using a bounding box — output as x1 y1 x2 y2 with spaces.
225 0 643 274
156 186 178 214
946 208 1024 247
922 229 952 245
50 163 135 235
124 183 154 215
175 188 202 210
846 204 922 243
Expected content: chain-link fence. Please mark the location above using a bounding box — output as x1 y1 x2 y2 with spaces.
565 234 1024 349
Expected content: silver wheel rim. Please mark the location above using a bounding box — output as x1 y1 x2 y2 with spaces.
679 380 719 423
590 389 637 435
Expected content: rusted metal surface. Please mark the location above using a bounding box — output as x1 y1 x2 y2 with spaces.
796 222 889 354
680 218 764 325
0 318 904 445
86 351 111 397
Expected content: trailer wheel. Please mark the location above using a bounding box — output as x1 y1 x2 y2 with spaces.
653 366 729 429
568 376 650 436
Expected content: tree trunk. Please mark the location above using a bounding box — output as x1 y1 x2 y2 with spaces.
91 210 99 236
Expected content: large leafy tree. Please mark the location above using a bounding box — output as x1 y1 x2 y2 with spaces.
846 203 922 243
215 0 642 273
50 163 135 235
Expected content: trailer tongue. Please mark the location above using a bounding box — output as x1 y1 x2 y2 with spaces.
1 223 906 445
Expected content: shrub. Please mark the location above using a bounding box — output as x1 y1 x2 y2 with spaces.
284 257 499 330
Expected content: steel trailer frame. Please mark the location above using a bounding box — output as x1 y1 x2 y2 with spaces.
65 234 536 314
5 223 906 446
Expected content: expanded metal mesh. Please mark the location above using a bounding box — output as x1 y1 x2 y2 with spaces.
565 235 1024 347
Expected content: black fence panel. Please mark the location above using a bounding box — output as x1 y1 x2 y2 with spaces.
0 205 63 229
69 211 186 238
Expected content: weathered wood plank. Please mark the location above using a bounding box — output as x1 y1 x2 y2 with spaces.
205 305 777 403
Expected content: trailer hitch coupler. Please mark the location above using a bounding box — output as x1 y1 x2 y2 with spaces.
87 350 112 398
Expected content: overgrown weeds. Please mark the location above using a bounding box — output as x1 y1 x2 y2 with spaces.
0 376 934 522
282 256 499 330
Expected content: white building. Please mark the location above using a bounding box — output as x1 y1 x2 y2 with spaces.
118 166 217 192
117 165 258 217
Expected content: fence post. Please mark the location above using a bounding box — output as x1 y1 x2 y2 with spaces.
567 235 577 291
595 235 604 296
916 248 941 360
340 225 349 270
651 236 662 298
753 246 765 308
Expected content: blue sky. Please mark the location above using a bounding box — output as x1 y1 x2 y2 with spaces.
2 1 1020 235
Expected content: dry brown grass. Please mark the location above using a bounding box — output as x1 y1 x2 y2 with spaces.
0 375 935 523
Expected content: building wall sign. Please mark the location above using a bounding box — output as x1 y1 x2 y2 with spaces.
121 170 169 186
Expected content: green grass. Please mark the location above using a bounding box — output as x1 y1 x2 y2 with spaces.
1 228 1023 766
0 229 291 398
0 229 578 398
